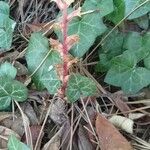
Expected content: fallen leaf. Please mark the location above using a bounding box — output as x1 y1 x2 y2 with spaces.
49 98 67 125
78 125 94 150
22 125 42 148
42 133 60 150
1 116 25 137
0 126 20 149
109 115 134 134
19 102 39 125
95 113 133 150
128 113 145 120
0 51 19 63
0 112 12 122
14 61 28 76
26 21 54 36
61 120 71 150
112 91 131 117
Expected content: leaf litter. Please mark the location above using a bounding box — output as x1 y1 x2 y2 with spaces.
0 0 150 150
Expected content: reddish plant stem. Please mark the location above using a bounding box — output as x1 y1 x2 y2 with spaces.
61 4 69 96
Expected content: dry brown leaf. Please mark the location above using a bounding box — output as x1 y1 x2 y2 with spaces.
61 120 71 150
0 51 19 63
26 21 54 36
49 99 66 125
1 116 25 137
112 91 130 117
19 102 39 125
95 113 133 150
42 134 60 150
0 112 12 122
14 61 28 76
78 125 94 150
0 126 20 149
22 125 42 148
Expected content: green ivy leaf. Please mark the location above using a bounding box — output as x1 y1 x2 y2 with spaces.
41 68 61 94
125 0 150 20
66 0 107 57
26 32 62 94
96 30 124 72
68 16 106 57
144 56 150 69
8 135 31 150
143 32 150 49
105 51 150 93
0 62 17 79
123 32 143 51
130 46 149 62
144 33 150 69
0 1 16 50
134 15 149 30
101 30 124 56
105 51 137 86
121 67 150 93
95 54 112 72
124 32 150 61
0 14 16 50
0 77 28 110
107 0 150 22
0 1 9 15
82 0 114 17
106 0 125 24
66 74 97 102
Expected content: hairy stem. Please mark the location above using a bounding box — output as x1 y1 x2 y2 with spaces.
61 4 69 96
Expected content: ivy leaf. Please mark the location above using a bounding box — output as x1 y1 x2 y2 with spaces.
130 46 150 62
121 67 150 93
134 15 149 30
0 62 17 79
106 0 125 24
105 51 150 94
55 0 110 58
40 68 61 94
8 135 31 150
107 0 150 22
125 0 150 20
82 0 114 17
0 77 28 110
68 16 106 57
26 32 62 94
101 30 124 57
0 1 9 15
105 51 137 86
96 30 124 72
0 14 16 50
66 0 107 57
95 54 112 72
124 32 150 62
144 33 150 69
142 32 150 49
123 32 143 51
144 56 150 69
66 74 97 102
